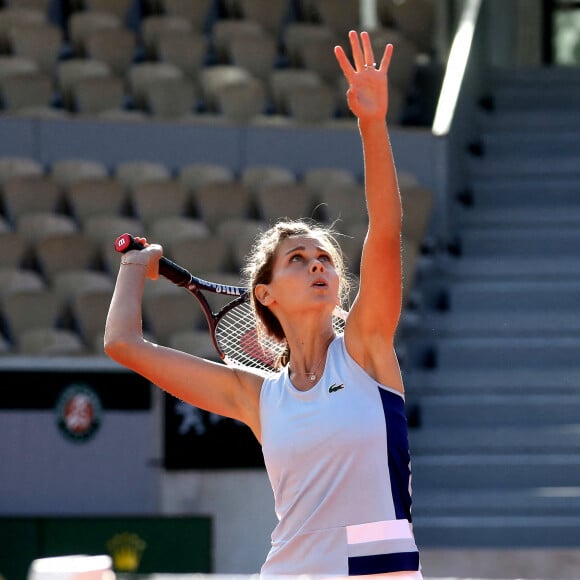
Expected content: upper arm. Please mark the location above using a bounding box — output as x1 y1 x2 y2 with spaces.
105 338 263 437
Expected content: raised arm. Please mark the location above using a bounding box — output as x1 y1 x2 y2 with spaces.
103 240 263 439
334 31 404 391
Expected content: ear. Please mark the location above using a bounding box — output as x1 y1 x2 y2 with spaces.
254 283 273 306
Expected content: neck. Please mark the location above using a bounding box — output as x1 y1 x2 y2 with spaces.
288 333 335 385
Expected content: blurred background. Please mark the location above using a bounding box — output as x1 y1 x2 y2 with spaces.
0 0 580 578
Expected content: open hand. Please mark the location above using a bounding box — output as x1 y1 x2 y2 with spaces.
334 30 393 121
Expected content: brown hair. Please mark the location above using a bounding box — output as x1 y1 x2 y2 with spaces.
242 220 350 361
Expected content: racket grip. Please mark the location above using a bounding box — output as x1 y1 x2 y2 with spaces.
114 233 192 287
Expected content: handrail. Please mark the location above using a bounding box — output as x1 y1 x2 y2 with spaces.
431 0 483 137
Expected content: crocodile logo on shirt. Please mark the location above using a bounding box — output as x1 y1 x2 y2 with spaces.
328 383 345 393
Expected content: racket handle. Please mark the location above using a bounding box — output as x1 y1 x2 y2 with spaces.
114 233 192 287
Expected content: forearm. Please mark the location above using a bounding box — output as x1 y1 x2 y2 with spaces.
104 263 148 355
358 117 402 236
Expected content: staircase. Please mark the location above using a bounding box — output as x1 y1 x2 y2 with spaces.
406 65 580 548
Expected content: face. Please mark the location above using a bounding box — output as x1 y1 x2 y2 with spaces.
256 235 340 318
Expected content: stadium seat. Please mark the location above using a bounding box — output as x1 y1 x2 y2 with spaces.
127 61 183 110
211 18 264 64
51 158 109 188
70 75 125 115
68 10 122 56
70 286 113 348
140 14 192 59
0 7 46 53
143 76 197 119
34 233 99 282
0 71 54 112
214 76 267 122
285 83 336 124
0 55 39 91
178 162 235 194
52 269 114 302
283 22 336 69
1 175 62 223
130 179 190 227
0 155 43 184
147 215 210 245
7 22 62 75
142 283 206 343
16 212 79 247
237 0 289 38
0 287 65 343
383 0 436 53
84 27 136 78
310 0 359 38
199 64 254 112
0 267 45 299
83 0 134 21
194 181 254 230
165 234 231 274
157 30 208 81
83 214 143 247
155 0 214 33
18 327 86 355
303 166 358 198
254 182 314 223
300 34 341 84
228 32 278 83
0 230 27 268
401 183 434 248
317 183 368 230
65 177 126 224
216 218 265 270
56 58 112 110
240 164 296 195
168 328 217 359
268 68 323 115
114 160 171 192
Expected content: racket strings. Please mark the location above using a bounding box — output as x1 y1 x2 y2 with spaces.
215 302 347 374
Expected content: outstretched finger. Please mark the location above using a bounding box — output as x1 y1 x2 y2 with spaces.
349 30 365 71
360 31 376 68
379 43 394 73
334 45 354 82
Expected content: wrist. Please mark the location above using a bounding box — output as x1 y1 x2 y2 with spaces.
121 254 148 266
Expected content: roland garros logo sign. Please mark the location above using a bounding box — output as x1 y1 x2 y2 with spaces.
55 384 102 442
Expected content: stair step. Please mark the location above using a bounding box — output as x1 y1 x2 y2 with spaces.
419 310 580 337
409 426 580 455
414 514 580 548
413 488 580 516
445 280 580 311
412 454 580 489
405 368 580 393
456 206 580 227
458 227 580 257
433 336 580 369
470 178 580 207
477 109 580 131
411 393 580 427
442 255 580 280
469 155 580 178
480 131 580 157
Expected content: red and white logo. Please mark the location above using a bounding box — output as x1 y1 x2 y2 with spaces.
56 384 102 442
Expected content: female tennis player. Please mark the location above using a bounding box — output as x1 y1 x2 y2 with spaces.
105 30 421 578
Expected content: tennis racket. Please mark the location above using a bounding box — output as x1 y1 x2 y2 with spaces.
115 233 347 374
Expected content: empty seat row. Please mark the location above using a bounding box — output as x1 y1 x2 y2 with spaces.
0 0 436 124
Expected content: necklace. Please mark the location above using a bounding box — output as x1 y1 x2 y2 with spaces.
303 352 326 381
292 337 333 382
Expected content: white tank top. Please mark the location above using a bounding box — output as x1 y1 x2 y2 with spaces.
259 335 420 576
